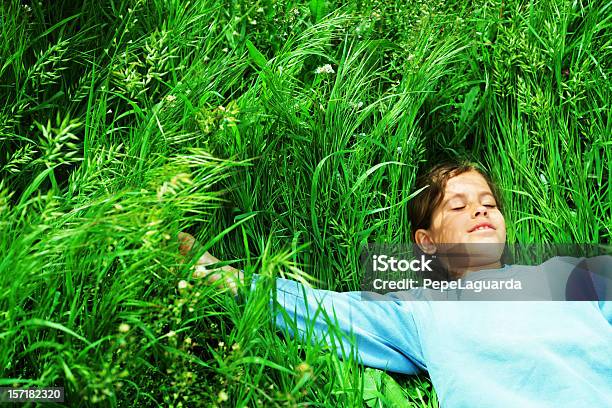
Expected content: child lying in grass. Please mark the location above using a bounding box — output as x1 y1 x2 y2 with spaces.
178 162 612 407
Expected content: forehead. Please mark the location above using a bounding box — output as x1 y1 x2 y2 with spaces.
444 171 492 196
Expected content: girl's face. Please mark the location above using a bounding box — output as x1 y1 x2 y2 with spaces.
415 171 506 270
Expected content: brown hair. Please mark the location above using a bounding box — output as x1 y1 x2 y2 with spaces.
408 161 503 242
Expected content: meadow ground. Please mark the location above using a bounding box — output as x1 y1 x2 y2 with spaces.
1 0 610 406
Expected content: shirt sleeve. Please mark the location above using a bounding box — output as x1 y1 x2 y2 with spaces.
250 274 425 374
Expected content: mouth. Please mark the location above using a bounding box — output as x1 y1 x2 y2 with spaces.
468 223 495 233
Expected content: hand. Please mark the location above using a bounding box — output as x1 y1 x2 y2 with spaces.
178 232 244 296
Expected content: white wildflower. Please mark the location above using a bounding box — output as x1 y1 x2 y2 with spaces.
118 323 130 333
178 280 189 290
314 64 335 74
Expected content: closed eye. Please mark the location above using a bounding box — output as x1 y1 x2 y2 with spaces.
484 204 496 208
452 206 465 211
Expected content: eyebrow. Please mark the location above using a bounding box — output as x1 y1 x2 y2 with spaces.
442 192 496 207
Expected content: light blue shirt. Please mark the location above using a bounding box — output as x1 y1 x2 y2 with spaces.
253 256 612 407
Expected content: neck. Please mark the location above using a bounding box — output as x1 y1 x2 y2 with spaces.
447 260 503 279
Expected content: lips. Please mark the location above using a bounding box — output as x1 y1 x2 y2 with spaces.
468 222 495 233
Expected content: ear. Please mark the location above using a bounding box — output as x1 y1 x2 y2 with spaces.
414 229 437 255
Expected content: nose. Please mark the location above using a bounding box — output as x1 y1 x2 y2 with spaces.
472 205 488 218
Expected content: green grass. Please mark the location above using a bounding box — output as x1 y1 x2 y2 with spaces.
0 0 610 406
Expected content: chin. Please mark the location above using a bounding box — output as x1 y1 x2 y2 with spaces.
465 234 504 244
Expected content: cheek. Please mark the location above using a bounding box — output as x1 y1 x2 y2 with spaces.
437 214 466 240
495 212 506 229
429 215 448 241
494 213 507 236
